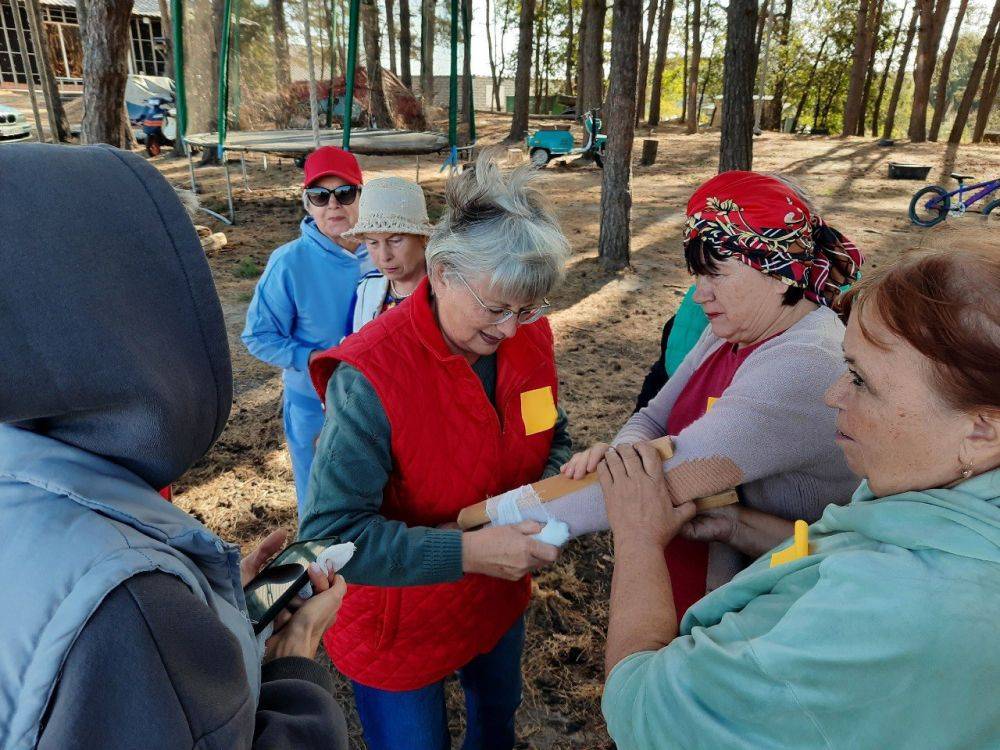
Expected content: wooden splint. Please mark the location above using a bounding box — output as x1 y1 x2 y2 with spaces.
457 436 739 530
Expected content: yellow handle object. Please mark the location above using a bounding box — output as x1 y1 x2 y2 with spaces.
770 520 810 568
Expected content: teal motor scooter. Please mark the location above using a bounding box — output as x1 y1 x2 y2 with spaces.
526 109 607 168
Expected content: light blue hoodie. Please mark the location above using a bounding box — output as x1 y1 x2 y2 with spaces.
242 217 372 398
603 470 1000 749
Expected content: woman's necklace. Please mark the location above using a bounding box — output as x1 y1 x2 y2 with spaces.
388 279 413 300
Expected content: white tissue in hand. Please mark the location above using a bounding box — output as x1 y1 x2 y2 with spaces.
316 542 356 573
298 542 356 598
532 520 570 547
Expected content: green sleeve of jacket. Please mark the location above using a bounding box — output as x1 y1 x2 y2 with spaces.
299 365 465 587
542 406 573 479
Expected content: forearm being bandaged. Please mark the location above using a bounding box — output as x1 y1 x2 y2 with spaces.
457 437 741 537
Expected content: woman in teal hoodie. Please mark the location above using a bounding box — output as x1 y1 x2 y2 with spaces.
600 249 1000 749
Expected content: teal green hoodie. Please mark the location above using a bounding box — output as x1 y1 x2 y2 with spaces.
603 470 1000 749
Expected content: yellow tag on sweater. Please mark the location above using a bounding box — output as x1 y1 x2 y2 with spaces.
706 396 719 413
520 386 558 436
770 520 810 567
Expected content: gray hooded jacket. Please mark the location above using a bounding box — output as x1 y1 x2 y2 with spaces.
0 143 347 749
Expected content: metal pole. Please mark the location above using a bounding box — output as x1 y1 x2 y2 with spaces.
217 0 234 159
186 141 197 191
240 152 250 190
222 157 235 223
170 0 188 142
10 0 44 142
342 0 361 149
302 0 321 149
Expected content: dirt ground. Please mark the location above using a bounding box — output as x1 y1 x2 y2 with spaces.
149 115 998 749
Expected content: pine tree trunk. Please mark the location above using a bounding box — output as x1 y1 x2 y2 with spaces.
507 0 536 140
947 0 1000 144
25 0 69 141
598 0 642 271
635 0 658 124
791 34 827 132
928 0 969 140
420 0 436 104
574 0 590 112
856 0 884 135
883 6 918 138
533 3 542 113
385 0 398 76
647 0 673 125
485 0 500 108
686 0 701 132
543 0 551 102
822 63 847 127
719 0 758 170
908 0 951 142
462 0 473 124
871 4 906 136
578 0 606 114
79 0 134 147
842 0 874 136
533 0 542 113
565 0 575 94
681 0 689 120
973 29 1000 141
399 0 413 87
363 0 393 126
271 0 291 88
763 0 793 130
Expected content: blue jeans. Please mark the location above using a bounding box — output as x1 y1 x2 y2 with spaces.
351 617 526 750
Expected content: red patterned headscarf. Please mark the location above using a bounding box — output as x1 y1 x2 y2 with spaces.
684 171 864 309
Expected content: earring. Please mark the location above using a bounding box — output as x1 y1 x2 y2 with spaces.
960 461 974 480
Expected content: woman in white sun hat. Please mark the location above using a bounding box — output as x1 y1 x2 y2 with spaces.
344 176 433 333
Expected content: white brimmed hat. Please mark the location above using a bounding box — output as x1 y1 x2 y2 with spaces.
342 176 433 238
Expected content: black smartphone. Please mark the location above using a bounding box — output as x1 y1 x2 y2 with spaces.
244 536 339 634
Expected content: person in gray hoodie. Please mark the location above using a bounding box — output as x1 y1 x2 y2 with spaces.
0 143 349 750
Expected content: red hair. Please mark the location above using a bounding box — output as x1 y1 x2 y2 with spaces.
846 248 1000 413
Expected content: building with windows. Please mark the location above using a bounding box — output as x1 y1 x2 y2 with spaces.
0 0 165 87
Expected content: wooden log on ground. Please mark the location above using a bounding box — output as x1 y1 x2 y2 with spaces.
505 147 524 165
640 138 659 165
200 232 227 252
984 132 1000 144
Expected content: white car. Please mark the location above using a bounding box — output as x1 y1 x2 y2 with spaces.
0 105 31 141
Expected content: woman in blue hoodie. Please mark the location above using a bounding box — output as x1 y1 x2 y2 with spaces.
600 249 1000 749
242 147 372 511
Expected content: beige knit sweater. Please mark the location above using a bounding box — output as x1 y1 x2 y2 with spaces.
545 306 859 590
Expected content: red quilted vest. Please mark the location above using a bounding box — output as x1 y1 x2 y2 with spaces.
309 278 557 691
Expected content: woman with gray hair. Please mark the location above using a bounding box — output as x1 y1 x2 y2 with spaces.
300 156 573 750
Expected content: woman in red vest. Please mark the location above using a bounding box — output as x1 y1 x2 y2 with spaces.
303 156 573 750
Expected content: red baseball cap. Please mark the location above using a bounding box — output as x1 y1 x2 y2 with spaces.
302 146 363 188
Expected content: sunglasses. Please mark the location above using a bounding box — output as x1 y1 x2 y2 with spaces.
304 184 361 207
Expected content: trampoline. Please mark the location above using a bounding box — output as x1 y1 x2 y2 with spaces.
184 129 449 158
170 0 474 224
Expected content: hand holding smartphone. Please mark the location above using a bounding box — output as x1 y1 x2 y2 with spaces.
243 536 355 634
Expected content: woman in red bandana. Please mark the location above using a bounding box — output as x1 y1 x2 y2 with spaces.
563 171 865 619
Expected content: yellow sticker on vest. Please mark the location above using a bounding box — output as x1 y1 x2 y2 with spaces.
520 386 558 436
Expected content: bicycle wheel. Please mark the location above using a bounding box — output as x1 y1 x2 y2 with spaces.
908 185 950 227
984 199 1000 228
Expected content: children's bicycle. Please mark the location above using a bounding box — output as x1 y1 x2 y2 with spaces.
908 173 1000 227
